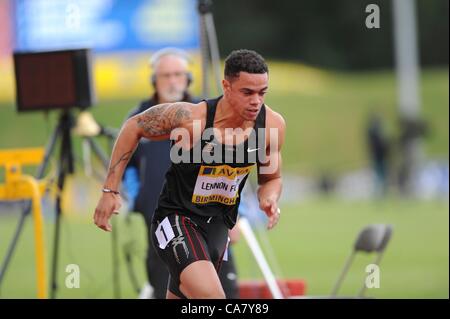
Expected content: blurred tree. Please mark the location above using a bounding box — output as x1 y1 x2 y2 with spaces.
212 0 448 69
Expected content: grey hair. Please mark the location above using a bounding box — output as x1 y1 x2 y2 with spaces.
149 47 191 69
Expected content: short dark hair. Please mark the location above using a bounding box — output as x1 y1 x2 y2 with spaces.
224 49 268 81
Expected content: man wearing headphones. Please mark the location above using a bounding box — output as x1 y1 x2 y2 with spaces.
123 48 239 299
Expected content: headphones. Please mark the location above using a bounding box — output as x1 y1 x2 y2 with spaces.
149 47 193 89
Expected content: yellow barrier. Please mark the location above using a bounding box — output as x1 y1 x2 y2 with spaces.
0 148 48 299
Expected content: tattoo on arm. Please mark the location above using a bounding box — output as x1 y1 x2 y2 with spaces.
136 103 192 137
108 150 132 176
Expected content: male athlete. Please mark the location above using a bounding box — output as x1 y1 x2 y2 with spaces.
94 49 286 299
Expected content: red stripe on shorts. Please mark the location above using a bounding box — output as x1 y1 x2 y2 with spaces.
188 219 208 260
182 215 199 260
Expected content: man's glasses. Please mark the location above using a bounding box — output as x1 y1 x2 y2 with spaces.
155 72 188 80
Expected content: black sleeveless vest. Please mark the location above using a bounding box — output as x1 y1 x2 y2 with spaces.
154 96 266 229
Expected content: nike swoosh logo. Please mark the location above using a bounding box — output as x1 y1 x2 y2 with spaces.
247 148 260 152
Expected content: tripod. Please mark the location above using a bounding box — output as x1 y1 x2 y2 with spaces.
0 109 120 299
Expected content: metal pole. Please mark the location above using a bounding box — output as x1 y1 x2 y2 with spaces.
199 12 210 97
330 252 355 297
392 0 423 195
238 217 284 299
392 0 421 118
204 13 222 92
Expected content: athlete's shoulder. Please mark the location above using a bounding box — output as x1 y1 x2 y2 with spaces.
264 105 286 131
188 100 207 121
161 101 205 123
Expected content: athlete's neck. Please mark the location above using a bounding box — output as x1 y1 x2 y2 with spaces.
215 98 252 129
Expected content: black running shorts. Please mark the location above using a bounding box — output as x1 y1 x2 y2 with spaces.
150 212 229 298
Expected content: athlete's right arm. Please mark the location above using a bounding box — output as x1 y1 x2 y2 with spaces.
94 102 193 232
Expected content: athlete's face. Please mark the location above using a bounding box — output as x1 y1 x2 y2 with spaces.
222 72 268 121
153 55 190 103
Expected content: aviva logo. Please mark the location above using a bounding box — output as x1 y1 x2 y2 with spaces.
199 165 253 180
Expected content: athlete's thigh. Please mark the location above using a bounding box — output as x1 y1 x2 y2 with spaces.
151 213 212 297
205 217 229 271
179 260 225 299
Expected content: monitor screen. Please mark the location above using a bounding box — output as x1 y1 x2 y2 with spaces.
14 49 94 112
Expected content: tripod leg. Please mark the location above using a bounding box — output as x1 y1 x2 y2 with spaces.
37 120 62 179
0 203 29 290
50 156 66 299
86 137 110 169
50 112 74 299
50 187 63 299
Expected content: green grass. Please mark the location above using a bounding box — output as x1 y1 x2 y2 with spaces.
234 197 449 299
0 196 448 299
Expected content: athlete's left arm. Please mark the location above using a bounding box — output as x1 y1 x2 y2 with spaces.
257 110 286 230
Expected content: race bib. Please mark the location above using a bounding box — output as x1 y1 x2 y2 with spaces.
155 217 175 249
192 164 253 205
